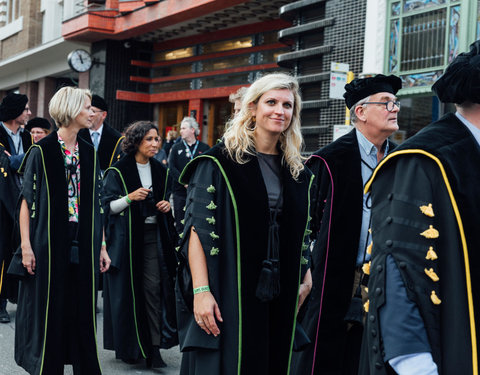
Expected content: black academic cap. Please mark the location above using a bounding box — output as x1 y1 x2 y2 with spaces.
25 117 51 132
432 40 480 104
344 74 402 109
91 94 108 112
0 93 28 121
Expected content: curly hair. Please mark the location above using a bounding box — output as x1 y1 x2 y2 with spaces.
223 72 305 180
122 121 158 155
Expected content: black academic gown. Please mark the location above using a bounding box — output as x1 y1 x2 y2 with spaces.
176 143 313 375
102 153 178 362
0 127 31 300
0 144 19 299
292 129 395 375
13 131 103 375
78 124 124 171
360 113 480 375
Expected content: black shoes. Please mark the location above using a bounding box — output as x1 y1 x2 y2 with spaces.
146 346 167 369
0 309 10 323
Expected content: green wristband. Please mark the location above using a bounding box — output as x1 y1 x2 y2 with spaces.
101 241 107 247
193 285 210 295
125 195 132 204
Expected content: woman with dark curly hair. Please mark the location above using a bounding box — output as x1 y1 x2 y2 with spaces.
102 121 178 368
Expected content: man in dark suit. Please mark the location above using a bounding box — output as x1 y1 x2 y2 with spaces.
0 92 32 323
79 94 123 173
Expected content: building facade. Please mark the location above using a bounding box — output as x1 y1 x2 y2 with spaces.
62 0 292 144
366 0 480 142
0 0 91 118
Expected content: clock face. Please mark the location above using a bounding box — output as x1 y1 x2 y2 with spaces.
67 49 93 73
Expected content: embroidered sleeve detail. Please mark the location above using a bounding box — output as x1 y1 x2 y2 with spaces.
207 185 216 193
362 261 371 275
419 203 435 217
183 206 186 212
364 300 369 312
305 229 312 235
430 291 441 305
301 243 309 251
425 246 438 260
175 246 180 252
366 242 373 255
180 218 185 225
210 247 219 256
206 201 217 210
179 232 184 239
424 268 439 282
300 256 308 265
420 225 439 239
206 216 216 225
209 231 219 240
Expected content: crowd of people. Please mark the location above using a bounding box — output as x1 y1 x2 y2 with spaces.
0 40 479 375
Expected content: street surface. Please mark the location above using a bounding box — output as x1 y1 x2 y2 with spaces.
0 297 181 375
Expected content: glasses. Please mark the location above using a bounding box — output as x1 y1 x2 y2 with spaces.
363 101 401 112
92 109 104 114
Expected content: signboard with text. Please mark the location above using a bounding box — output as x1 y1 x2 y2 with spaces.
330 62 349 99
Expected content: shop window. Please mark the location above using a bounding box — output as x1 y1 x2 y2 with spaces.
201 36 253 55
151 80 193 94
201 54 252 71
154 47 195 62
152 64 193 78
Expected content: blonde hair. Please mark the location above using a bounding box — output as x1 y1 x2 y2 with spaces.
223 72 305 179
49 86 92 128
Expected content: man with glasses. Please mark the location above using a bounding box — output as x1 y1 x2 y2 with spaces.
292 75 401 375
0 92 32 323
79 94 123 173
360 41 480 375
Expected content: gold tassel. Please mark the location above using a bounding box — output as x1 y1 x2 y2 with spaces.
419 203 435 217
430 291 441 305
425 246 438 260
0 167 3 173
366 242 373 255
420 225 439 239
364 300 369 312
424 268 439 282
362 261 371 275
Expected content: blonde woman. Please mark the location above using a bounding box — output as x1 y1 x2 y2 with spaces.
176 73 313 374
16 86 110 375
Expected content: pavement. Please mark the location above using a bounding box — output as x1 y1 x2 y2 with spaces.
0 297 181 375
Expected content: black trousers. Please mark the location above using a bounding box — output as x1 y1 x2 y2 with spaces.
143 224 162 346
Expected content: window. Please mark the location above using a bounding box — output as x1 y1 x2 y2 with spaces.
0 0 20 26
387 0 466 90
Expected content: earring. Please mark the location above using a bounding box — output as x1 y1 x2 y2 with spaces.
248 116 256 131
252 116 256 123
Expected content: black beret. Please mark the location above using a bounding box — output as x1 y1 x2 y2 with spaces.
432 40 480 104
25 117 51 132
0 93 28 121
91 95 108 112
344 74 402 109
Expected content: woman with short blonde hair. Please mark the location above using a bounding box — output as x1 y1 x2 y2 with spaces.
15 86 110 375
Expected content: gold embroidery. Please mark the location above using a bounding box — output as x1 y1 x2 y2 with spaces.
364 300 369 312
362 261 371 275
430 291 442 305
366 242 373 255
420 225 439 239
425 247 438 260
419 203 435 217
424 268 439 282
